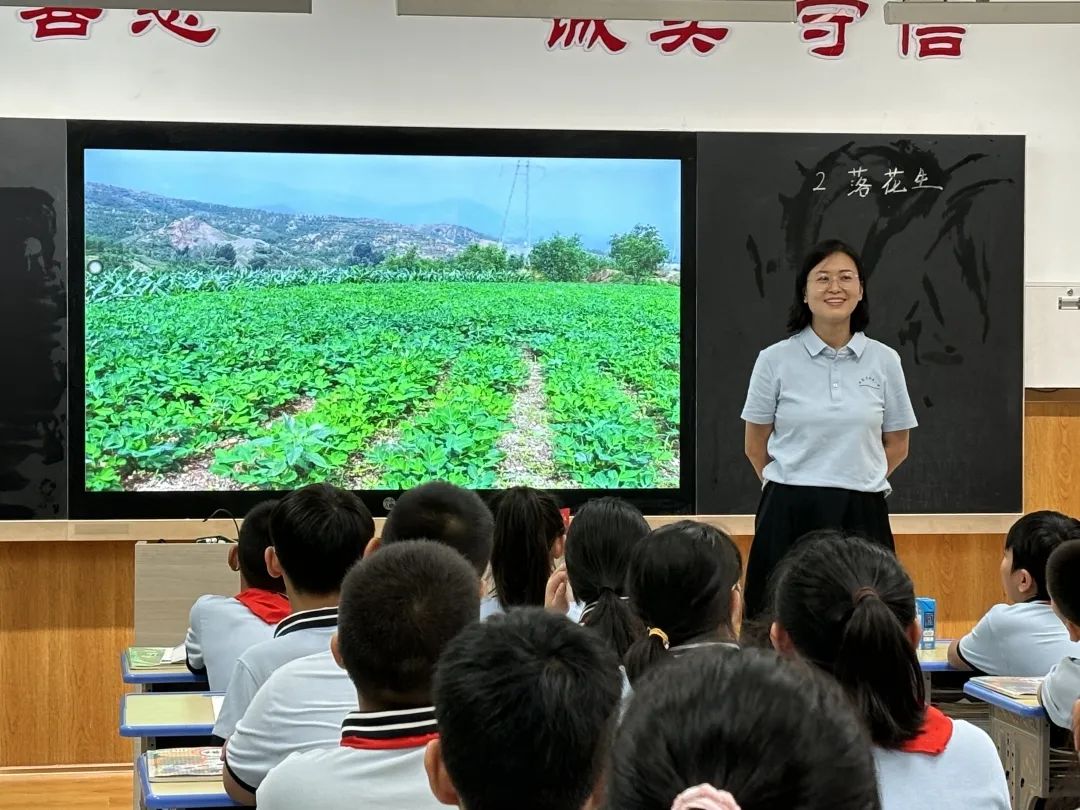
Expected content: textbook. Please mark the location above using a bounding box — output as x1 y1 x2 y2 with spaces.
145 747 223 782
970 676 1043 699
128 644 187 669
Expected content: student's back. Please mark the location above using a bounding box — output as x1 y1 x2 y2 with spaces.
252 541 480 809
1041 538 1080 728
951 510 1080 676
213 484 374 739
771 532 1009 810
185 500 289 690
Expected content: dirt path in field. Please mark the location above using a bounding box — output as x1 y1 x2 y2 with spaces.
495 351 576 489
618 380 681 486
124 396 316 492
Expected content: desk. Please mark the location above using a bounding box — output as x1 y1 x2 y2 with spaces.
123 650 208 688
121 692 223 739
964 680 1048 810
136 754 239 809
917 640 959 696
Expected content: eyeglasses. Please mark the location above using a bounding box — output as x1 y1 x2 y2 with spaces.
809 272 859 288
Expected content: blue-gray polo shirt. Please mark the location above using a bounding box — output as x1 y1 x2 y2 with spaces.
741 327 918 494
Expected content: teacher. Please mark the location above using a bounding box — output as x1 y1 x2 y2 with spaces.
740 239 918 619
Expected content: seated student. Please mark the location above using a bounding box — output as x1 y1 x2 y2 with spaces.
185 500 290 691
427 608 621 810
222 480 494 801
623 520 743 685
1041 539 1080 729
771 532 1009 810
250 541 481 809
608 647 881 810
483 486 566 620
373 480 494 579
948 510 1080 676
545 496 650 658
213 483 374 739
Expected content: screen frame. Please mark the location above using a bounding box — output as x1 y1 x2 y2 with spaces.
67 119 697 519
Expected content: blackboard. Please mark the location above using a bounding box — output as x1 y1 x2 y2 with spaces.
0 119 68 519
695 133 1025 515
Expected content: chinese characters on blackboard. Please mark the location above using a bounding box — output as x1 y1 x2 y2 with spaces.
838 166 945 198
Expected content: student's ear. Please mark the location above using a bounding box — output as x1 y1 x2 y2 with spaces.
1067 619 1080 644
730 584 744 639
424 739 461 807
330 633 345 670
551 533 566 561
227 545 240 573
1015 567 1036 596
265 546 284 579
363 536 382 559
770 621 794 655
906 619 921 649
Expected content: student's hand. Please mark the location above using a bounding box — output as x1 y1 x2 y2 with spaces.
1072 698 1080 753
545 566 574 615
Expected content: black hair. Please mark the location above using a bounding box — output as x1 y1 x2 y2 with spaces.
623 521 743 684
565 497 651 657
268 483 374 596
786 239 870 335
1004 510 1080 601
433 608 622 810
382 481 494 576
1048 539 1080 626
337 540 479 705
237 499 283 593
772 532 924 749
609 647 881 810
490 486 565 610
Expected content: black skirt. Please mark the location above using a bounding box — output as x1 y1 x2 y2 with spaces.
743 481 895 620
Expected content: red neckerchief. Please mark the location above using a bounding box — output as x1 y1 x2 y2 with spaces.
899 706 954 755
235 588 291 624
341 731 439 751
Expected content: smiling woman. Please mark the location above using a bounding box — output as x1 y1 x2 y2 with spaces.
740 240 919 620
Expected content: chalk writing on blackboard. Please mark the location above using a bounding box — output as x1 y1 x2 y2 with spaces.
833 165 945 196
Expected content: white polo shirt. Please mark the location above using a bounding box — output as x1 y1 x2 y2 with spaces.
223 649 356 793
482 597 585 623
741 327 918 494
185 595 280 691
957 601 1080 676
873 719 1009 810
257 704 442 810
213 607 339 739
256 706 443 810
1041 656 1080 729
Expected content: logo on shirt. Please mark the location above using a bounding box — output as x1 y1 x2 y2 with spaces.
858 374 881 390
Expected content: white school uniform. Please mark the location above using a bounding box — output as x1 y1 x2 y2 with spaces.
185 595 279 691
1041 656 1080 729
213 607 339 738
957 601 1080 676
481 596 585 623
256 706 444 810
873 719 1009 810
223 649 356 793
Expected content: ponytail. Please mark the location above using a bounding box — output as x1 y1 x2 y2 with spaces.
624 627 671 684
834 592 925 747
773 532 925 749
581 589 645 658
490 487 564 609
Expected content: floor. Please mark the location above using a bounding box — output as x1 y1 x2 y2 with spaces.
0 770 132 810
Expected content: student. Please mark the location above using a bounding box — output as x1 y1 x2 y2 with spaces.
185 500 290 691
623 520 743 685
608 647 881 810
1040 539 1080 729
426 608 622 810
547 496 650 657
213 483 374 739
484 486 566 619
373 480 494 578
948 510 1080 675
251 541 481 809
221 481 494 801
771 532 1009 810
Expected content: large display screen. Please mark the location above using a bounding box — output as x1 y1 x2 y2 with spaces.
81 147 684 496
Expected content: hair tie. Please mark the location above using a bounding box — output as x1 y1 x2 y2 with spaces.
648 627 670 649
853 586 878 605
671 784 741 810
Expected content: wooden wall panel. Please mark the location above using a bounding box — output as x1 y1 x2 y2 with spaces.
0 397 1076 768
0 542 133 767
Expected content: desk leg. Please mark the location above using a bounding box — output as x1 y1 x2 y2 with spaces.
132 684 148 810
988 706 1050 810
922 671 932 701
